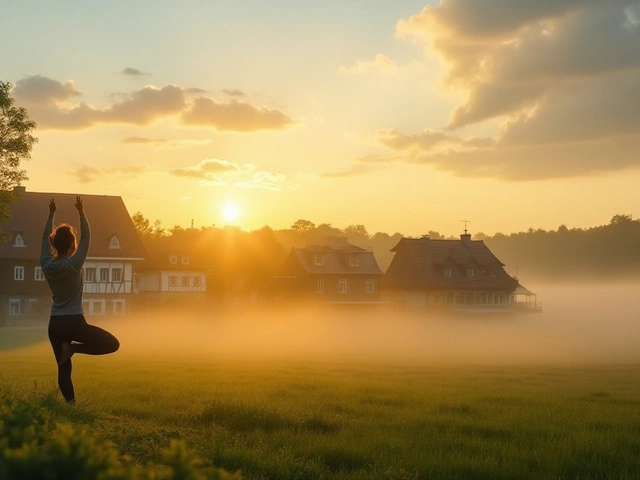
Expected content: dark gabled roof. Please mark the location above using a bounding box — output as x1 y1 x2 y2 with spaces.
136 239 208 272
292 247 382 275
0 189 146 260
383 236 517 290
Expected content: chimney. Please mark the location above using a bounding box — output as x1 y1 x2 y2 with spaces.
13 185 26 194
460 232 472 244
420 234 430 240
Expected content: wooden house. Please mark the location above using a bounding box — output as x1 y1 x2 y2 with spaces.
382 232 539 313
0 187 145 324
273 237 384 305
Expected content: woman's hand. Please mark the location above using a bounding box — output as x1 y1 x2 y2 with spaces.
75 196 84 215
49 198 56 218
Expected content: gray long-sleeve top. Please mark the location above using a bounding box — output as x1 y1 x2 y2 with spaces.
40 215 91 316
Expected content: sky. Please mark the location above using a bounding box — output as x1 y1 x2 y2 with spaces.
4 0 640 237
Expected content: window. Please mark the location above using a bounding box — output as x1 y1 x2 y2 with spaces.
28 299 38 312
9 299 21 316
99 268 109 282
169 276 178 286
181 256 190 265
14 266 25 281
90 300 105 315
338 279 347 294
181 276 190 286
313 253 324 266
366 279 375 294
85 267 96 282
444 268 452 277
109 235 120 249
349 254 359 267
112 300 125 315
315 279 324 293
490 270 497 278
467 269 475 277
34 267 45 281
169 255 178 264
193 276 202 287
111 268 122 282
14 233 25 247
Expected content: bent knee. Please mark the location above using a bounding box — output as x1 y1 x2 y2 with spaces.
109 337 120 353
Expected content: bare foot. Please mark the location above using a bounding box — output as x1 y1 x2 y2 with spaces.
58 342 75 366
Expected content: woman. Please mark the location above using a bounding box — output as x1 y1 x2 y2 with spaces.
41 196 120 403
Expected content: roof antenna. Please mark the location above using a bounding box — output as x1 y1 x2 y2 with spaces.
461 219 470 235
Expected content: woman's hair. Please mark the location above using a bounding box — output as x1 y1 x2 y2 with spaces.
50 223 77 258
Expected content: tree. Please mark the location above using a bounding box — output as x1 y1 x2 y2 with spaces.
131 211 165 244
291 219 315 233
343 224 369 238
1 81 38 228
610 214 633 225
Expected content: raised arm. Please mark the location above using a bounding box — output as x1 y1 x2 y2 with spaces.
40 198 55 267
70 196 91 270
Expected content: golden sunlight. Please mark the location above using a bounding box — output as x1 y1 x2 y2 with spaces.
221 201 241 223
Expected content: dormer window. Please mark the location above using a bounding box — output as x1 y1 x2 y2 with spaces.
181 256 190 265
348 254 359 267
169 255 178 264
109 234 121 249
444 268 452 277
13 233 25 248
467 269 475 277
313 253 324 266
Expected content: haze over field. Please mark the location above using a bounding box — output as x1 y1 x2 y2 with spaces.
98 283 639 366
3 0 640 236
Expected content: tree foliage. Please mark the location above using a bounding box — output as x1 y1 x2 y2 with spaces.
1 81 37 190
0 81 37 229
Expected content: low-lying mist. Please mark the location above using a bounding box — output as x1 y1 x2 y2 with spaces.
109 282 640 366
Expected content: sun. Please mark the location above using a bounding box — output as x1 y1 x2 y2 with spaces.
221 201 240 223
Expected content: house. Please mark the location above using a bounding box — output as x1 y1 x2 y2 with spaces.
382 232 539 313
273 237 384 306
134 243 208 309
0 187 145 324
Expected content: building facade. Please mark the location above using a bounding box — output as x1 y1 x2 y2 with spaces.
382 233 532 313
0 187 145 324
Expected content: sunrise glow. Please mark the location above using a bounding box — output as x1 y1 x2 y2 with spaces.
221 202 240 224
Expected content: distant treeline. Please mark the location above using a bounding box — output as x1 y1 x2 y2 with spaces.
133 213 640 283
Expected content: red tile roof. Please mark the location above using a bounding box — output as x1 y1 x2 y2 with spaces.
0 189 146 260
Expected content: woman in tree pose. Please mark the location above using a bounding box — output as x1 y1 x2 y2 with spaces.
42 196 120 403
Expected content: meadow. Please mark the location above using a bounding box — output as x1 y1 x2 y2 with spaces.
2 293 640 480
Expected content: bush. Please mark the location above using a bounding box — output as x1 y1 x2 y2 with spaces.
0 395 241 480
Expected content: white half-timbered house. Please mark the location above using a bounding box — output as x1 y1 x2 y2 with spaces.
0 187 145 324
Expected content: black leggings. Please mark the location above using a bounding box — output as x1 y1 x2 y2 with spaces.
48 314 120 403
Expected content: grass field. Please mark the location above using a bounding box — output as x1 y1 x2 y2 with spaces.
1 314 640 480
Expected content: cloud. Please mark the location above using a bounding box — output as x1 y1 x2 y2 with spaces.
169 158 240 180
223 89 246 97
120 67 149 77
340 54 398 74
388 1 640 180
12 75 294 133
379 128 494 153
70 165 147 183
320 164 373 179
12 75 82 104
120 136 168 145
120 136 212 147
182 97 294 131
235 171 286 190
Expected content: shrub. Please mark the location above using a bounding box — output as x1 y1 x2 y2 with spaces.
0 395 241 480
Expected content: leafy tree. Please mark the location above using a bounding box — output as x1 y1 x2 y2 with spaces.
610 214 633 225
290 219 315 233
131 211 165 244
0 81 37 229
343 224 369 238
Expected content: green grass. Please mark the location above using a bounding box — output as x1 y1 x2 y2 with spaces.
1 326 640 479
